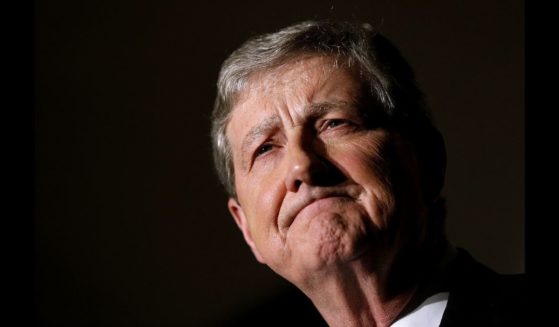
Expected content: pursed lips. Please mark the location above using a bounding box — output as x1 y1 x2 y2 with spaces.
278 187 357 233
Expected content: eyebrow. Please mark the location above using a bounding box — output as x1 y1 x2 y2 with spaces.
238 100 356 167
240 116 281 160
305 100 354 118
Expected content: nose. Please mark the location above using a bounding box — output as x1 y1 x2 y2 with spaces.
284 132 345 192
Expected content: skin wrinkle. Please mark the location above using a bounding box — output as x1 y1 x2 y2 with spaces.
314 105 390 227
323 132 396 232
239 54 359 127
317 214 344 266
304 257 405 326
239 116 281 171
240 101 358 173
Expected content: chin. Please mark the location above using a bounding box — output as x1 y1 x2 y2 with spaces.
288 212 369 271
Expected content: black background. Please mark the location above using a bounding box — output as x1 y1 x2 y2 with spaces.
35 0 524 325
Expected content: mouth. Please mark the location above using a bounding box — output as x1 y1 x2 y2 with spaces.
278 187 356 233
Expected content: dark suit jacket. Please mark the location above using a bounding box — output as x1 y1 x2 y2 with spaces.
221 248 525 326
439 248 525 327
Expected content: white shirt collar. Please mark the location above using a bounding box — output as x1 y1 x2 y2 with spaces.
390 292 449 327
390 245 457 327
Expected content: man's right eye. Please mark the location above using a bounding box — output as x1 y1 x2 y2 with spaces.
255 144 274 157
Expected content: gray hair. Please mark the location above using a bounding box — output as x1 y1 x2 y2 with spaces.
211 20 431 197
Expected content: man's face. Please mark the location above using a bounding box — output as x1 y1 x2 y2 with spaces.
226 55 428 285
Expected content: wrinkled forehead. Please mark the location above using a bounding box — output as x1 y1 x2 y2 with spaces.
233 55 360 115
228 55 360 127
242 55 343 97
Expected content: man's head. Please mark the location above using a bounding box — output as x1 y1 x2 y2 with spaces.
211 21 446 287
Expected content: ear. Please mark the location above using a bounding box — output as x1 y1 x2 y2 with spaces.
227 198 265 263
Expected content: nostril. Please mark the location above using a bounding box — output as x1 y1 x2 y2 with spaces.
284 138 347 191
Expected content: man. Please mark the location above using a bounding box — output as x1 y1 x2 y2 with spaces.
211 21 524 326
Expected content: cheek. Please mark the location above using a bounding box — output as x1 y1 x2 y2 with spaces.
253 166 285 209
326 132 393 186
238 169 286 239
326 134 397 227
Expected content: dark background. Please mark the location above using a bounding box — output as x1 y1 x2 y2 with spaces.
35 0 524 325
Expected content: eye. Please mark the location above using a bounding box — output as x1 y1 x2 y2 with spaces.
324 119 347 129
321 119 354 131
255 143 274 157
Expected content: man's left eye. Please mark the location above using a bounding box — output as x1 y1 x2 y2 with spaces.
323 119 349 130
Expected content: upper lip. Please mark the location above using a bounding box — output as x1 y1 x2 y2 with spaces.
278 187 353 232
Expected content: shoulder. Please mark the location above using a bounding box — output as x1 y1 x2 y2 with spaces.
439 248 526 327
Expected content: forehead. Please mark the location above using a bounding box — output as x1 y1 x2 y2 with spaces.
226 55 362 137
241 55 355 102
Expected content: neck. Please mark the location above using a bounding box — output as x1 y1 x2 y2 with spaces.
299 242 451 327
